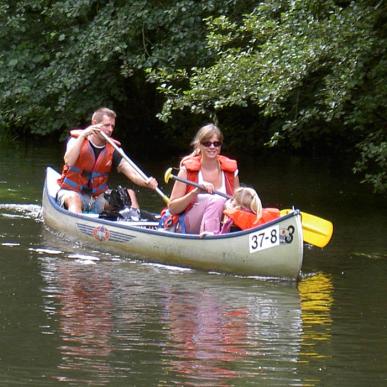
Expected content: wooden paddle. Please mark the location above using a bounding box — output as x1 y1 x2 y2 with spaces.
100 131 170 204
164 168 333 248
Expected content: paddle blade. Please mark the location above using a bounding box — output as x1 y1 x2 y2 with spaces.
281 209 333 248
164 167 173 184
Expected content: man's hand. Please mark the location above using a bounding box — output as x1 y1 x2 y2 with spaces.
145 177 158 190
82 124 102 139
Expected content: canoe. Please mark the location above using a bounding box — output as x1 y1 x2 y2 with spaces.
42 167 304 279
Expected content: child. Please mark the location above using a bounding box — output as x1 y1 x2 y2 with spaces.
220 187 280 233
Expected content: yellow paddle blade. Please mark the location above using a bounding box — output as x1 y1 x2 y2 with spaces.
281 209 333 248
164 167 173 184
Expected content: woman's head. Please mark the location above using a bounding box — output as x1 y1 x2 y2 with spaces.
191 124 224 156
232 187 262 219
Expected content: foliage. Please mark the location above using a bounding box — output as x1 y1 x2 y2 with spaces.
354 130 386 193
151 0 387 192
0 0 385 192
0 0 256 139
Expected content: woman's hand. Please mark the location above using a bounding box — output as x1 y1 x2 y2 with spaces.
199 182 215 194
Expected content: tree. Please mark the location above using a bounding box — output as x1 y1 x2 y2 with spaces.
0 0 256 142
151 0 387 192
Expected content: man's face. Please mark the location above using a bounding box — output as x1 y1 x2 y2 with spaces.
98 115 115 137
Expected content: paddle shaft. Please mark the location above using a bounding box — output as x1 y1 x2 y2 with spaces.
100 131 170 204
169 173 231 199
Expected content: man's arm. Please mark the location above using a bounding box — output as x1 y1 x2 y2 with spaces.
64 125 101 166
117 159 158 190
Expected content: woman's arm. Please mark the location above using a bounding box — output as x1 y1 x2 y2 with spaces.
168 168 199 215
233 173 240 190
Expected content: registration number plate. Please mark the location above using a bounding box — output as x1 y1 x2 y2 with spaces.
249 225 280 253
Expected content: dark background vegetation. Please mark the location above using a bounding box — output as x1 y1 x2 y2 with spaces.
0 0 385 192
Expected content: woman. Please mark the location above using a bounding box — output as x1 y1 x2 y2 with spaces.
168 124 239 234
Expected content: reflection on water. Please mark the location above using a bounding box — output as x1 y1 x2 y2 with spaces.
37 220 335 385
1 200 335 385
299 273 333 361
299 273 333 327
39 246 311 385
57 264 113 384
39 249 114 385
161 288 248 382
160 284 304 385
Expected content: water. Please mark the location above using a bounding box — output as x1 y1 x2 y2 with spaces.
0 141 386 386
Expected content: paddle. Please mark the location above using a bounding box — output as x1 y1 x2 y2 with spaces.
100 131 170 204
280 209 333 248
164 168 333 247
164 167 231 199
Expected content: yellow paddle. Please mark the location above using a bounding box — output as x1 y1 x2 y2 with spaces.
280 209 333 248
165 168 333 247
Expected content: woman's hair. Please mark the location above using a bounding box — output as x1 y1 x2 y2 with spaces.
92 107 116 123
232 187 262 220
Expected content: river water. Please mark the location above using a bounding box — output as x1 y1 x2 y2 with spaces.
0 141 386 386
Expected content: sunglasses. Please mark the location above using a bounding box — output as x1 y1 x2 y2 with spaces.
201 141 222 148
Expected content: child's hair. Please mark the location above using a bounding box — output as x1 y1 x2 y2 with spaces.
232 187 262 220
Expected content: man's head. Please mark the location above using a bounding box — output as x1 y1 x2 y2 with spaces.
91 107 116 138
92 107 116 123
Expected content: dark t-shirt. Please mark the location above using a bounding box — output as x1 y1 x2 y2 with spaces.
90 142 122 169
65 136 123 168
87 145 122 194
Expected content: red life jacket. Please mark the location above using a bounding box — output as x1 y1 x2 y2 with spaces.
181 155 237 196
57 130 121 197
223 208 281 230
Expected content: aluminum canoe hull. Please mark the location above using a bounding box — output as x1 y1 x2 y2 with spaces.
42 167 303 279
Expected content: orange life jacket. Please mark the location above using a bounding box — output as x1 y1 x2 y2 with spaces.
223 207 281 230
58 130 121 197
181 155 237 196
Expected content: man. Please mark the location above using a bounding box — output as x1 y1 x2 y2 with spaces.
57 107 158 213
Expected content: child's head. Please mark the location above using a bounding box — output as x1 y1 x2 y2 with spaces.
231 187 262 219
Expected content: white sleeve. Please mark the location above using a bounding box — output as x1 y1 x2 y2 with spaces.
66 137 77 151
